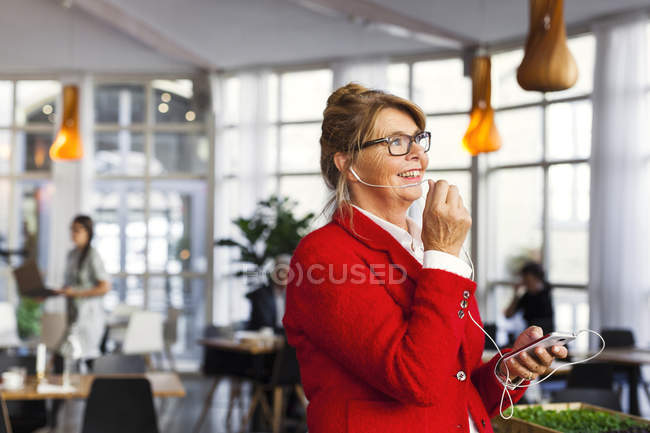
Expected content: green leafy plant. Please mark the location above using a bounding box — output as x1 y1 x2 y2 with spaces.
16 297 42 340
513 406 649 433
215 195 314 283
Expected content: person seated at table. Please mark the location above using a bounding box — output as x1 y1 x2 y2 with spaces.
55 215 111 367
504 261 555 333
246 254 291 333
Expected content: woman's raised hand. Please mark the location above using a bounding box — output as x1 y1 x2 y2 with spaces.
421 179 472 256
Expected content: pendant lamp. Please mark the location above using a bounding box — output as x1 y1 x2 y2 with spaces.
462 56 501 156
50 85 83 161
517 0 578 92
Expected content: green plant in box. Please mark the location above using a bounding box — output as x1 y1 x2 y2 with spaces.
513 406 649 433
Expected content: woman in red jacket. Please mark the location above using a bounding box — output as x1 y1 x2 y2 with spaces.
282 83 567 433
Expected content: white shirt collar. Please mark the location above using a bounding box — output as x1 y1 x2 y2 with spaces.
351 204 425 262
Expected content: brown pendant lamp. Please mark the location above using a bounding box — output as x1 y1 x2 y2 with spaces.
517 0 578 92
463 56 501 156
50 85 83 161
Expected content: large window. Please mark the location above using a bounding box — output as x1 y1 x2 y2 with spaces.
215 70 332 325
0 80 58 302
93 79 210 361
487 35 595 349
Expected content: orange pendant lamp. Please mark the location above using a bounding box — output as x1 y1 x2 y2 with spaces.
462 56 501 156
50 85 83 161
517 0 578 92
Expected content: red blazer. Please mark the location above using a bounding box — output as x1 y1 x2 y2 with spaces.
283 207 527 433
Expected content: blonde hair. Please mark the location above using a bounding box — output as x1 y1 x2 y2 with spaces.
319 83 426 220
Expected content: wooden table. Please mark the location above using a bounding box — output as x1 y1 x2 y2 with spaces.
197 336 283 355
1 372 186 400
194 336 284 433
572 348 650 416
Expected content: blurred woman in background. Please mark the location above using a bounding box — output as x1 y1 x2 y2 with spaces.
57 215 111 365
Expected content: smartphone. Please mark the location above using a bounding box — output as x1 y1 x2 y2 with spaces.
501 332 575 363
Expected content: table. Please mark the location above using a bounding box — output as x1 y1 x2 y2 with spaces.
1 372 186 400
197 336 282 355
194 336 284 433
572 348 650 416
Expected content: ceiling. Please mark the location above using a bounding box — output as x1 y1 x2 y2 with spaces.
1 0 649 74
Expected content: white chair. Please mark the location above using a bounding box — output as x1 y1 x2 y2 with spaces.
163 307 181 371
40 312 67 350
122 311 164 368
0 302 21 348
106 304 142 348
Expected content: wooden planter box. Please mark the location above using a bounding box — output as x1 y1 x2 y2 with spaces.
492 402 650 433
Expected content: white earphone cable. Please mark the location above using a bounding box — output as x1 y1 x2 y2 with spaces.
461 247 606 419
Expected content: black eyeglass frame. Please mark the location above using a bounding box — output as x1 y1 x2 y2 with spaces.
359 131 431 156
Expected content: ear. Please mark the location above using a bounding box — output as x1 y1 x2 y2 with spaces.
334 152 356 183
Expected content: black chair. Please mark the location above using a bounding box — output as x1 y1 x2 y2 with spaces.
193 323 261 433
81 378 159 433
241 339 307 433
567 363 615 390
1 396 13 433
0 355 47 433
600 328 650 406
93 354 146 374
551 388 622 412
483 323 497 350
601 329 635 348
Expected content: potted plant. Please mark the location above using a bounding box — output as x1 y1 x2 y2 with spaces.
215 195 315 286
16 296 42 340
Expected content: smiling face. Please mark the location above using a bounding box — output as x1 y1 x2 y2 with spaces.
349 107 429 209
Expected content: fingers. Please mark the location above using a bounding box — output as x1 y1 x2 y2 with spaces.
517 350 549 376
532 346 553 365
502 357 534 380
550 345 568 359
446 185 460 207
431 179 449 208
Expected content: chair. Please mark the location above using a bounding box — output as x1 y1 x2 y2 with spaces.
192 324 251 433
600 328 650 403
93 354 147 374
551 388 622 412
0 355 46 433
81 378 159 433
483 323 497 350
1 396 13 433
0 303 20 349
163 307 181 371
566 363 615 390
240 340 307 433
106 304 142 349
122 311 164 369
601 329 636 348
40 313 66 350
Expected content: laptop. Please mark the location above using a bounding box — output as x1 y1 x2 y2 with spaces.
12 259 59 298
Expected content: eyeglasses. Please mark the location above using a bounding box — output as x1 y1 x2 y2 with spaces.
360 131 431 156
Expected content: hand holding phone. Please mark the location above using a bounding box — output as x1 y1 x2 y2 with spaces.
501 332 575 364
497 331 573 384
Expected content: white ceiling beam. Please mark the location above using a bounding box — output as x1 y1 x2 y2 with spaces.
289 0 477 49
70 0 218 70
